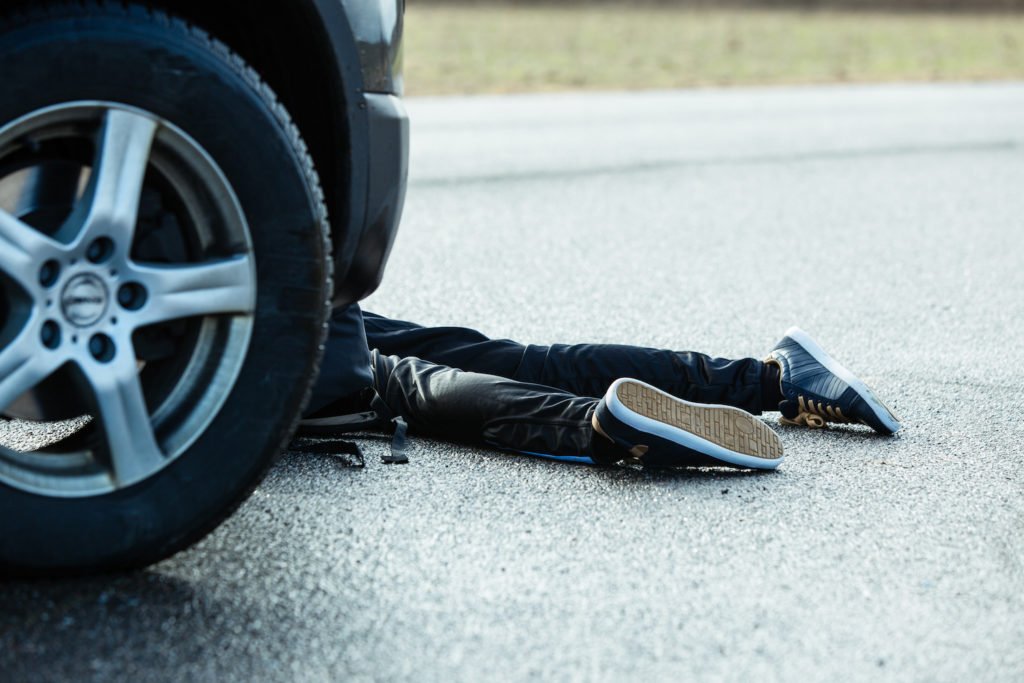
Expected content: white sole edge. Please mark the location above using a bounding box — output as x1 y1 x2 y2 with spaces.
605 379 783 470
783 326 902 433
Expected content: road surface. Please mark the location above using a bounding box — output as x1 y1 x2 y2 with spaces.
3 82 1023 682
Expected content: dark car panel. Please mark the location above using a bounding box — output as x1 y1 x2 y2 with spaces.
336 91 408 303
302 0 410 305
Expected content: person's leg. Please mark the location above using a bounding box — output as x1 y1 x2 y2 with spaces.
369 350 783 469
370 350 596 457
362 310 526 378
362 311 773 415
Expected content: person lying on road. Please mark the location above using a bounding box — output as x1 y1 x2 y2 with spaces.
302 306 901 469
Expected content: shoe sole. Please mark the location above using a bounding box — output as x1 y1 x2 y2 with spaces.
606 378 784 469
784 327 902 434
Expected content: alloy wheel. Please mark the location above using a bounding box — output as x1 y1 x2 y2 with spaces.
0 102 256 496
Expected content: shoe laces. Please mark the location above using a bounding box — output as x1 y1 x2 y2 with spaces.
780 395 854 429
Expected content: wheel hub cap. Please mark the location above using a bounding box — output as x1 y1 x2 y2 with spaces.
61 273 109 327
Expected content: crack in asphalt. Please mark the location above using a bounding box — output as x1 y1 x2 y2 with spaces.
413 140 1020 188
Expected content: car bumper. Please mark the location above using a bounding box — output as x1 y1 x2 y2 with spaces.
333 91 409 304
313 0 407 305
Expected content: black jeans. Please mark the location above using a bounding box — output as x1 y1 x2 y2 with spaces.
309 305 767 459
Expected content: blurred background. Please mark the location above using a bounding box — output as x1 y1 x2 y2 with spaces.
404 0 1024 95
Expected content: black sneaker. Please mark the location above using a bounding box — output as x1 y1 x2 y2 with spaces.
592 378 784 470
766 327 901 435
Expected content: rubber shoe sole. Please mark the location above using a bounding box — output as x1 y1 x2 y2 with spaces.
602 378 784 470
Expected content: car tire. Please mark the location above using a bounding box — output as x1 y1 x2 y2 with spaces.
0 3 332 575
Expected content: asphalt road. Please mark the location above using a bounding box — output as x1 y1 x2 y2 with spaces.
3 83 1024 682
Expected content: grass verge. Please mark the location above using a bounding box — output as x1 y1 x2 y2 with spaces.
404 4 1024 94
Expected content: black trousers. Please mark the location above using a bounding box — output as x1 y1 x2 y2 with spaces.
309 306 767 459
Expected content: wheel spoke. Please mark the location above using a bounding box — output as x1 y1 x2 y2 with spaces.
0 208 60 290
76 109 158 247
0 322 55 412
88 352 165 487
128 256 255 327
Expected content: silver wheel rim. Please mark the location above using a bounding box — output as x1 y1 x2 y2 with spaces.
0 102 256 497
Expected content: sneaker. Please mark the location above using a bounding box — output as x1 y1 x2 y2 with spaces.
766 327 901 434
592 378 784 470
